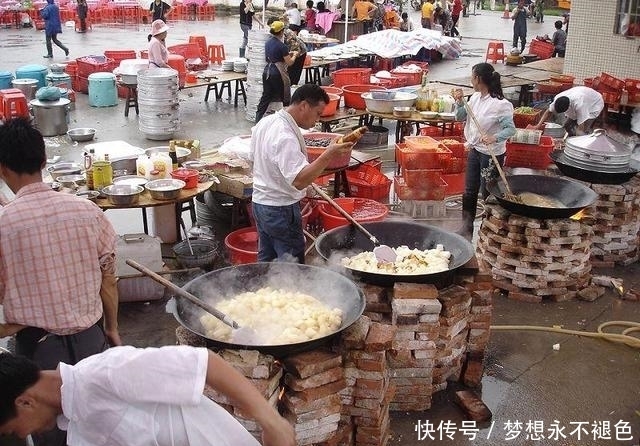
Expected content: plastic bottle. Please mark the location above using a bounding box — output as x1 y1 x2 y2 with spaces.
85 148 95 190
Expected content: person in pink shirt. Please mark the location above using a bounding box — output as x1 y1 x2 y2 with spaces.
304 0 317 31
148 19 170 68
0 118 121 446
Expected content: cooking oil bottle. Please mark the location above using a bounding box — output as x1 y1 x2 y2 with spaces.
416 72 430 111
84 148 95 190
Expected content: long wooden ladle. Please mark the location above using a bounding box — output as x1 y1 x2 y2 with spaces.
311 184 397 262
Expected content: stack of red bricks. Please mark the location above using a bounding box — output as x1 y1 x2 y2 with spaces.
280 350 346 445
341 315 397 446
588 178 640 267
477 203 592 303
433 286 472 393
389 283 441 411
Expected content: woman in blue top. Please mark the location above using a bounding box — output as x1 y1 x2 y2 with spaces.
255 20 299 122
41 0 69 58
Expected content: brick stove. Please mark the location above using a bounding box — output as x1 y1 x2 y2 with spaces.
176 261 492 446
587 178 640 267
476 202 593 303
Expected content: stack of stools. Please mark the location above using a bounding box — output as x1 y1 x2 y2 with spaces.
485 41 505 64
189 36 207 58
0 88 29 122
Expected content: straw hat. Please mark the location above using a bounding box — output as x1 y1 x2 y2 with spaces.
151 19 169 36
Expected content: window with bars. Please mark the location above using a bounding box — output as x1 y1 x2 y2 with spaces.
616 0 640 36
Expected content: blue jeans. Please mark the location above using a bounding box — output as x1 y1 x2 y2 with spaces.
240 23 251 49
464 147 505 203
253 202 305 263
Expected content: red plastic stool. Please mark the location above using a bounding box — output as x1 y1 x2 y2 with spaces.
3 93 29 120
207 44 225 64
189 35 207 57
485 41 505 63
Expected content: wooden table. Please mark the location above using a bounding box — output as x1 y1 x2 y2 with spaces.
522 57 565 74
181 72 247 106
299 36 340 50
366 109 459 143
97 180 214 239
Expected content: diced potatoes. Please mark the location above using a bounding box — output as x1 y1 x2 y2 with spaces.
341 245 451 275
199 287 343 345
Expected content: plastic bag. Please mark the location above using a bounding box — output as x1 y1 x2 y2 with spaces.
35 86 62 101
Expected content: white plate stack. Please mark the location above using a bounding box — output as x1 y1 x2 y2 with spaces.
246 28 269 122
233 59 248 73
543 122 566 138
137 68 180 141
222 60 235 71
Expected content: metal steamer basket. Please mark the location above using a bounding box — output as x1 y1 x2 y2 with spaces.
563 129 632 172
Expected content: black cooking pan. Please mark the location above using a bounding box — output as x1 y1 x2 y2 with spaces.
487 174 598 219
550 151 640 185
314 220 475 287
172 263 365 356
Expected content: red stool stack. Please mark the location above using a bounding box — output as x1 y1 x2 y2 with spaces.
207 44 225 65
485 41 505 64
189 36 207 58
0 89 29 121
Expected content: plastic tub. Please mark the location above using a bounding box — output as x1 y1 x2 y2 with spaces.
319 197 389 230
304 132 351 169
321 93 340 117
170 168 199 189
225 226 258 264
331 68 371 88
321 85 343 97
0 71 14 89
88 72 118 107
342 84 386 110
15 64 48 88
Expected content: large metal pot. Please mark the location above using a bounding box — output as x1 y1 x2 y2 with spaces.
315 220 475 287
30 98 70 136
487 174 598 219
173 263 366 356
550 151 640 185
12 78 39 100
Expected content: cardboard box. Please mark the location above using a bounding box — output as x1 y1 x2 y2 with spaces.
215 173 253 198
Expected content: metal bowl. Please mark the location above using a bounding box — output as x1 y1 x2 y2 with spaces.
393 106 414 118
361 92 417 114
145 146 191 164
76 190 100 202
113 175 148 188
420 111 439 119
67 128 96 142
57 174 86 188
47 162 83 181
101 184 144 206
145 178 185 200
371 91 396 100
438 112 456 121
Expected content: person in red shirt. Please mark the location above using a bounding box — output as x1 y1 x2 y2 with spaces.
451 0 462 37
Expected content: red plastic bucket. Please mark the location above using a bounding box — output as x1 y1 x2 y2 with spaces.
319 197 389 230
225 227 258 264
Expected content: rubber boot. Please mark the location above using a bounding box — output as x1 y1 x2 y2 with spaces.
456 194 477 241
239 47 246 58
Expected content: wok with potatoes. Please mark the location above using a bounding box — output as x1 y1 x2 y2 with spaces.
487 174 598 219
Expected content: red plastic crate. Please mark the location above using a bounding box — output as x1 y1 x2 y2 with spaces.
529 40 554 60
419 125 442 136
513 108 543 128
433 136 466 158
599 72 625 92
504 136 554 169
76 76 89 94
625 78 640 93
104 50 137 66
394 175 447 201
402 168 444 188
396 143 452 170
390 69 422 86
441 155 467 174
442 172 465 196
76 56 115 78
345 164 391 200
599 89 621 104
331 68 372 88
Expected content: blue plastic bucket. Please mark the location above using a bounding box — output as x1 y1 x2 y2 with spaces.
15 64 48 88
88 72 117 107
46 72 72 90
0 71 13 89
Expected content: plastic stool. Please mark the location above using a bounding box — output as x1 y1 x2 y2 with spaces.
121 83 138 117
189 35 207 57
3 93 29 120
207 44 225 65
485 41 505 63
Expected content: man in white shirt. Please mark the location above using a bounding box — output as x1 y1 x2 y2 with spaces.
285 2 302 27
532 86 604 136
250 84 353 263
0 346 295 446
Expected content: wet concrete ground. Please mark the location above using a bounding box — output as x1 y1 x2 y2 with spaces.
1 8 639 446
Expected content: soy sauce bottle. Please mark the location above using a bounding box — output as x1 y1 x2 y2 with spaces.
169 141 179 171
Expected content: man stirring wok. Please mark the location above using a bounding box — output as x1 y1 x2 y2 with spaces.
0 345 295 446
250 84 362 264
530 86 604 137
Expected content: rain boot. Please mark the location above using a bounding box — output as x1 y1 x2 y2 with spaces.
239 47 246 58
456 194 477 241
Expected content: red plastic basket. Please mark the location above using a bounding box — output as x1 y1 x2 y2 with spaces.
76 56 115 78
419 125 442 136
433 136 466 158
104 50 137 65
76 76 89 94
504 136 554 169
396 142 452 170
442 172 465 196
599 89 621 104
513 109 543 128
331 68 372 88
394 175 447 201
529 39 554 60
345 164 392 200
390 69 423 86
599 72 625 92
402 168 444 189
625 78 640 93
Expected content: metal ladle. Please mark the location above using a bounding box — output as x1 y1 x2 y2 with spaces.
311 184 397 263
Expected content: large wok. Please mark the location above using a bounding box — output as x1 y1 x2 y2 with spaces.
487 174 598 219
172 263 365 356
314 220 475 287
550 151 640 185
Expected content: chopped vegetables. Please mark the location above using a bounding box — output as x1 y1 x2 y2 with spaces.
514 106 537 115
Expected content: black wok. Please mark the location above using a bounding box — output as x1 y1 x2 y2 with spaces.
172 263 365 356
487 174 598 219
314 220 475 287
550 151 640 185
